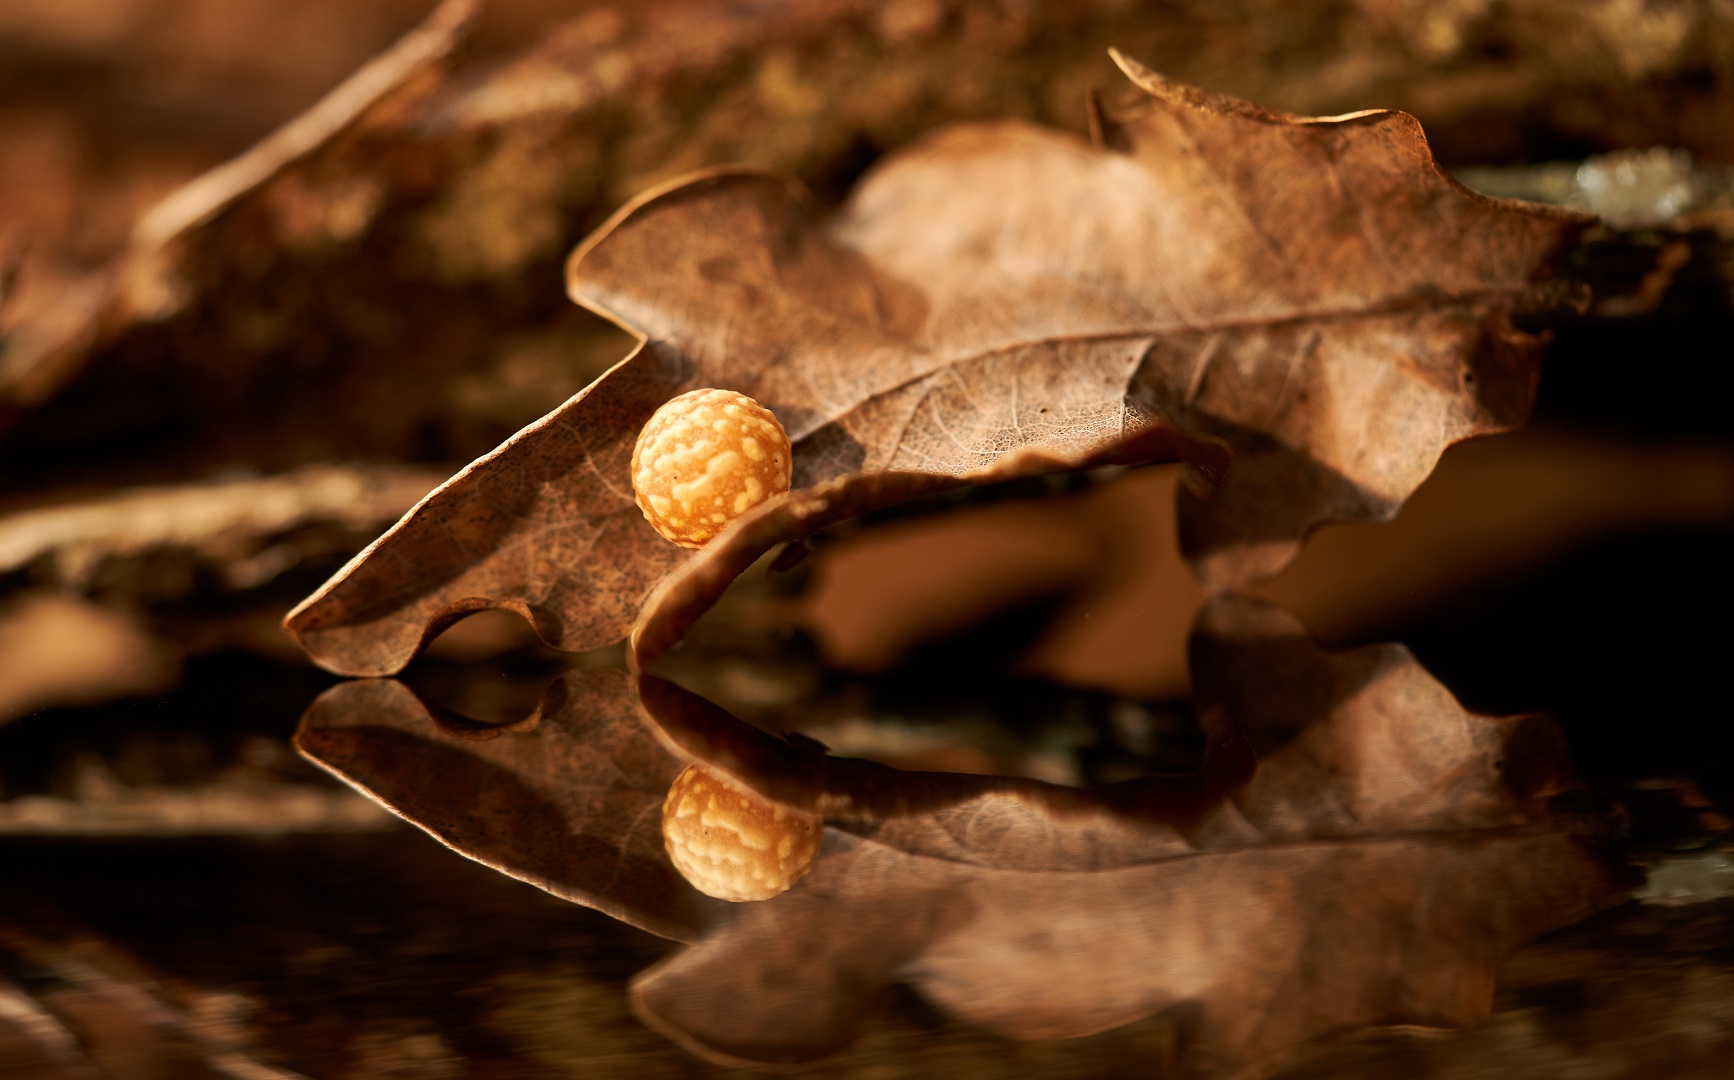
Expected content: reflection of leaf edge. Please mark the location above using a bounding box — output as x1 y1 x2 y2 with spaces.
294 674 722 942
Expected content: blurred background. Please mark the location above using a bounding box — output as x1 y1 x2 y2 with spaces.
1 0 1732 1076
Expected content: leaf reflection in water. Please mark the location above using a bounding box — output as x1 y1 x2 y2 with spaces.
295 597 1626 1076
298 669 722 943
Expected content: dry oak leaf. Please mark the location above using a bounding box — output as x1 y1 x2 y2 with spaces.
284 54 1585 677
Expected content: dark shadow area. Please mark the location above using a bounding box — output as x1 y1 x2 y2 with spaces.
0 652 335 798
0 829 677 1076
1542 227 1734 442
1402 526 1734 802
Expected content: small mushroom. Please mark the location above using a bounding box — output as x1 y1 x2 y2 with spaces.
631 388 792 548
661 761 822 902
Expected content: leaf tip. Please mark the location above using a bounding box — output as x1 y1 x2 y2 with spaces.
1108 49 1267 122
1104 46 1143 82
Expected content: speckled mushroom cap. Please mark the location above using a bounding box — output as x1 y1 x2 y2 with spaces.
631 388 792 548
661 761 823 902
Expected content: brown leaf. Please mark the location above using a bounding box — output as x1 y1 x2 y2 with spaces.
577 50 1588 590
285 342 695 675
281 323 1223 679
628 428 1225 669
294 667 722 941
286 55 1584 675
628 597 1626 1073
